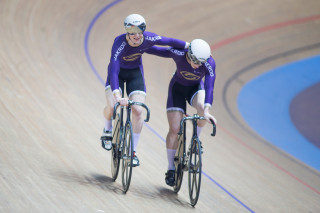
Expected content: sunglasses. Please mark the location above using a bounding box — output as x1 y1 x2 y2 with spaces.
128 32 143 36
187 52 203 65
125 24 146 35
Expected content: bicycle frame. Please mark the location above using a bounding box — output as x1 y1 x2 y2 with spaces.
177 114 216 170
111 100 150 193
174 114 216 206
179 114 216 137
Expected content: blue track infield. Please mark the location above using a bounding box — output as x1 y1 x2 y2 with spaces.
238 55 320 171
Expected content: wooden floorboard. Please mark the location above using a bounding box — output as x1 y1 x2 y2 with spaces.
1 0 320 212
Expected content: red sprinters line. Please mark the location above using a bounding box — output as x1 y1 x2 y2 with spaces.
211 14 320 50
213 14 320 195
217 124 320 195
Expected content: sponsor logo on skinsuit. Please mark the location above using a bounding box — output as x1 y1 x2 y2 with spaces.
123 53 142 61
114 42 126 61
181 71 200 81
169 48 185 56
145 35 161 41
204 62 214 77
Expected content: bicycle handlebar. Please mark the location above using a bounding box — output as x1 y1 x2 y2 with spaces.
112 100 150 122
178 114 216 136
209 118 216 136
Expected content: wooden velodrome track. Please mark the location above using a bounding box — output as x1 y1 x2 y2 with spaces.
1 0 320 212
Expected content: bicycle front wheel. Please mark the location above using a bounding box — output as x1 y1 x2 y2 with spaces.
121 121 134 193
188 137 202 207
111 113 121 181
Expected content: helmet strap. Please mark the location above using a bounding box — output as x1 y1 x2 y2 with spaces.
186 52 192 65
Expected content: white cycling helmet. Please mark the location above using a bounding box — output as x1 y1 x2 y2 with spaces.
124 14 146 34
188 39 211 64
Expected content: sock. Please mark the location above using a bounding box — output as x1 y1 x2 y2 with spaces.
197 126 203 137
104 118 112 132
133 133 140 152
167 149 176 170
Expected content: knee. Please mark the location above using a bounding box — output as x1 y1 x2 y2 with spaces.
169 124 180 135
105 104 114 113
104 105 114 119
132 105 143 117
198 120 206 127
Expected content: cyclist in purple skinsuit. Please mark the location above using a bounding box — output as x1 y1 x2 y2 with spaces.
146 39 217 186
101 14 189 167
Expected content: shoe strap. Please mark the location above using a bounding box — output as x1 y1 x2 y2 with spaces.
101 136 112 140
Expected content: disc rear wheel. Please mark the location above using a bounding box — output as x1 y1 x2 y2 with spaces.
111 114 121 181
173 132 185 193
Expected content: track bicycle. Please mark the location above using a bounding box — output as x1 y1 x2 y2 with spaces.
173 114 216 206
110 100 150 193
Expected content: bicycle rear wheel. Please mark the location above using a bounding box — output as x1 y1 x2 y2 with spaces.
121 121 133 193
188 137 202 207
111 114 121 181
173 127 185 193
